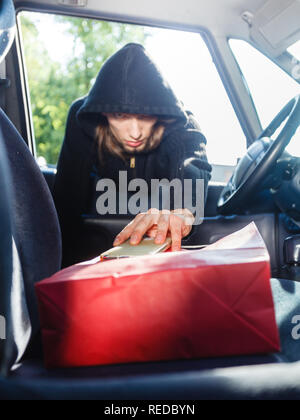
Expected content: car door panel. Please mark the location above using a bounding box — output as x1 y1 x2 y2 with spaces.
81 213 279 274
41 168 56 193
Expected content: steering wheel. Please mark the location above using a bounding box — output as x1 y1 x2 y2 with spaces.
217 95 300 215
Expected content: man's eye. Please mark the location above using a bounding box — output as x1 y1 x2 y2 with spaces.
114 113 127 119
139 115 154 120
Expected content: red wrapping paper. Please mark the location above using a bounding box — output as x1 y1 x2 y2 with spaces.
35 223 280 368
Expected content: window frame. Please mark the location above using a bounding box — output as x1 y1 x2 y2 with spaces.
228 37 300 131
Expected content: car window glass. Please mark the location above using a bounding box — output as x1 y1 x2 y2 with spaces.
288 40 300 60
19 11 247 180
229 39 300 157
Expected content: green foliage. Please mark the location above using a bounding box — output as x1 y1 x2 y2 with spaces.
20 14 148 164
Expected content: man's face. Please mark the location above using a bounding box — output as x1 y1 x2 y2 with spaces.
104 113 158 153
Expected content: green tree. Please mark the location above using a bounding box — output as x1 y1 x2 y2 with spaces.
57 17 148 98
20 13 148 164
20 15 65 164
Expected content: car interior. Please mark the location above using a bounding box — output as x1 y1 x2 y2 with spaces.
0 0 300 400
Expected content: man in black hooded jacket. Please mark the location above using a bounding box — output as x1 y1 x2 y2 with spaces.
53 43 212 267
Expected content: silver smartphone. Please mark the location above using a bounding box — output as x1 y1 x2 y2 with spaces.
100 237 172 260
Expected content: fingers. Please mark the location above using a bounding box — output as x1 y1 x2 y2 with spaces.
154 211 171 244
113 213 144 246
114 208 195 250
172 209 194 238
170 215 183 251
146 226 158 238
129 212 159 245
155 212 185 251
113 209 160 246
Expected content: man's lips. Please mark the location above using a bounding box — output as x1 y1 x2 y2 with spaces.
125 140 144 148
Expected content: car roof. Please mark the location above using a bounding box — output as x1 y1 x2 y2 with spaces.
13 0 300 58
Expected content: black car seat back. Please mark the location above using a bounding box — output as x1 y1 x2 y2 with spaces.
0 0 62 376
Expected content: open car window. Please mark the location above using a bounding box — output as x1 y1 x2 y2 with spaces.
229 39 300 157
288 40 300 61
18 11 247 181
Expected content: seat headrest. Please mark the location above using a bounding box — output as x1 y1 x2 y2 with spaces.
0 0 16 63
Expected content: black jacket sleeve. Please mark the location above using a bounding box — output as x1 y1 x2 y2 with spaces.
177 124 212 243
176 124 212 207
53 98 95 267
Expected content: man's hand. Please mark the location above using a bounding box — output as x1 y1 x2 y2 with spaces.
113 209 195 252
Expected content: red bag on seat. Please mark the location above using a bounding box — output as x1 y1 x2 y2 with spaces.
35 223 280 368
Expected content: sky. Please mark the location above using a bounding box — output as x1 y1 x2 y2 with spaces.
21 12 300 166
288 40 300 60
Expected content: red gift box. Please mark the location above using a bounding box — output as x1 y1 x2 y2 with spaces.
35 223 280 368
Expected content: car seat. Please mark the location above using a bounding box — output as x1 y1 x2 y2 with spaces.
0 0 62 377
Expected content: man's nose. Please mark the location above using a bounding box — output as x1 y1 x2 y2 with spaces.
128 119 142 140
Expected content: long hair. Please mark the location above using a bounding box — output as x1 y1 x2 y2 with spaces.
95 117 174 164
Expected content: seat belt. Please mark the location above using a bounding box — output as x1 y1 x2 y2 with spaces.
0 60 10 111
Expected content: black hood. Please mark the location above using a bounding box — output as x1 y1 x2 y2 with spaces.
77 43 188 135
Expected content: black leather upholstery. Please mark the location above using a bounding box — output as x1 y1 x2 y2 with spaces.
0 355 285 400
0 109 62 375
